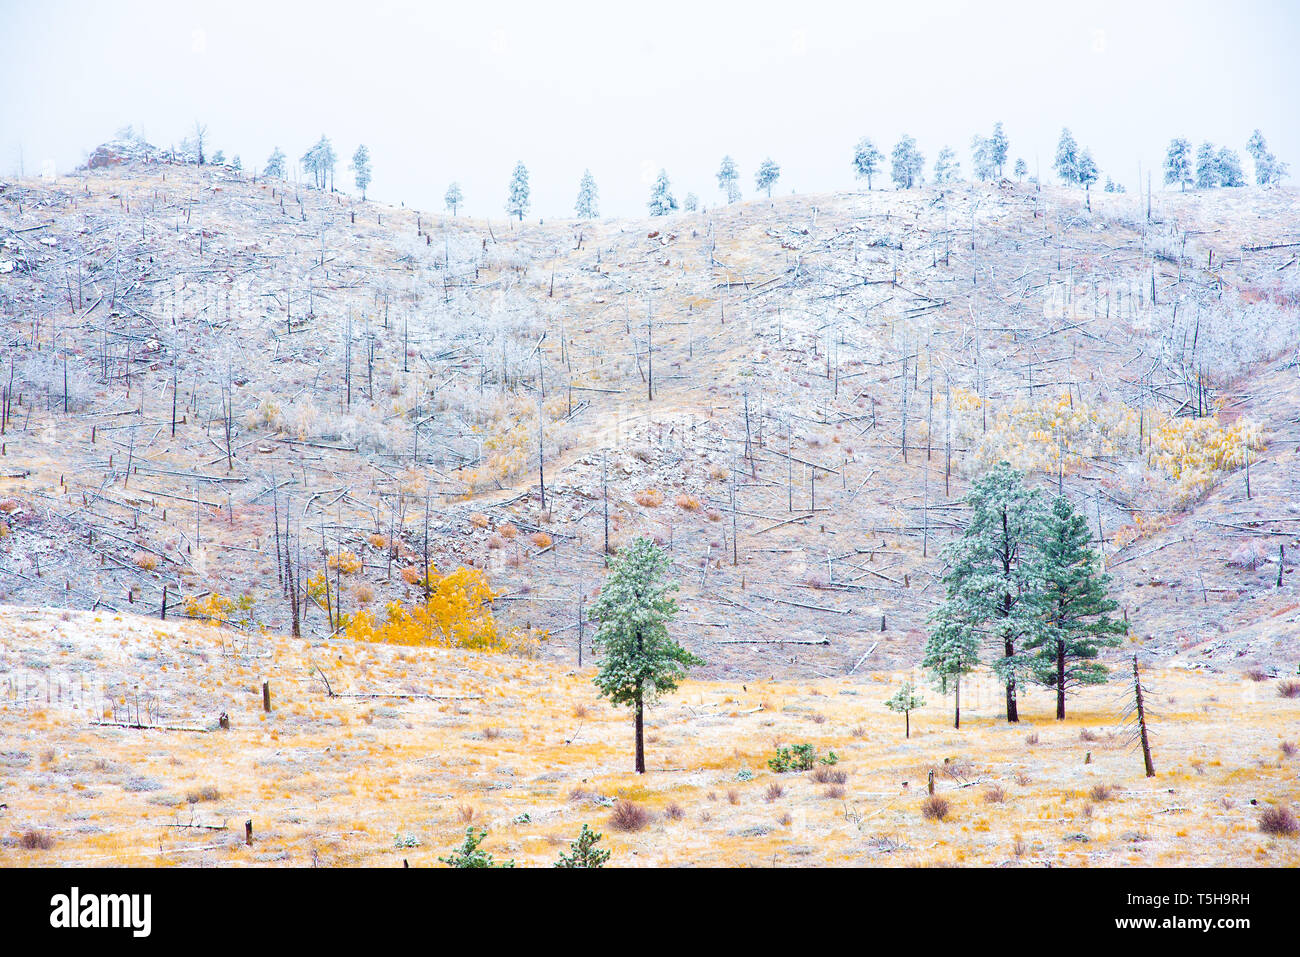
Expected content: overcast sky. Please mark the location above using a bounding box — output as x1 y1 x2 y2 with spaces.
1 0 1296 219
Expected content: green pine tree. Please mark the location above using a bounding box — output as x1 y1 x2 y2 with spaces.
922 611 981 729
554 824 611 868
884 680 927 738
589 536 703 773
1025 496 1127 719
438 826 515 868
928 461 1047 724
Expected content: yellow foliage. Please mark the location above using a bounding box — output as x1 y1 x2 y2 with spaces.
327 551 363 575
676 494 702 511
345 566 540 654
635 488 664 507
183 592 255 627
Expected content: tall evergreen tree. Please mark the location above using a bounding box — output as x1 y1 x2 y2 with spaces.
1164 137 1193 191
852 137 882 189
989 121 1009 178
933 146 960 184
647 169 677 216
505 161 530 221
890 134 924 189
1195 141 1219 189
683 192 699 212
929 462 1047 723
1246 129 1288 185
1054 128 1080 186
754 158 781 197
1216 147 1246 187
717 155 740 203
1013 158 1028 181
923 610 982 729
1024 497 1126 720
589 537 703 773
444 181 463 216
575 169 599 219
263 147 286 179
970 135 995 182
1077 148 1099 209
349 144 372 199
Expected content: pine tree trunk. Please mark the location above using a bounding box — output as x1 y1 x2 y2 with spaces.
634 691 645 774
954 675 961 730
1056 639 1067 720
905 710 910 739
1004 636 1019 723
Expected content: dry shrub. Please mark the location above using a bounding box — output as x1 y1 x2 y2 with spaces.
568 786 597 803
1277 680 1300 699
399 566 421 585
708 465 729 482
367 533 389 550
456 805 477 824
778 811 793 826
505 550 522 568
1079 728 1098 742
675 494 701 512
133 552 158 572
1014 772 1032 787
498 523 518 540
726 789 741 805
824 784 847 799
1089 783 1115 803
609 799 651 832
487 534 505 550
19 830 55 850
529 531 553 549
1281 741 1297 758
352 582 375 605
764 782 784 803
1246 668 1270 682
921 794 951 821
804 571 827 589
850 725 868 739
983 785 1007 804
468 513 489 529
482 727 500 740
809 712 827 725
572 703 591 719
1227 539 1269 570
186 785 220 804
1259 805 1299 837
635 488 665 507
664 802 686 821
810 766 847 785
1025 732 1040 746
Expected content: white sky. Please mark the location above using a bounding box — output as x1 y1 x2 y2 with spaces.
1 0 1296 218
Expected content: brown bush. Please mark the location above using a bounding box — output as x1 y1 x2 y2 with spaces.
1089 783 1115 803
726 789 741 805
810 766 848 785
1259 805 1299 837
664 802 686 821
675 494 701 512
921 794 951 821
634 488 664 507
352 582 375 605
19 830 55 850
133 552 158 572
609 799 651 832
1277 680 1300 699
529 531 553 549
400 566 421 585
498 523 518 540
186 785 220 804
456 805 476 824
468 513 489 529
764 782 784 803
1079 728 1098 742
983 785 1007 804
824 784 847 799
487 534 505 550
